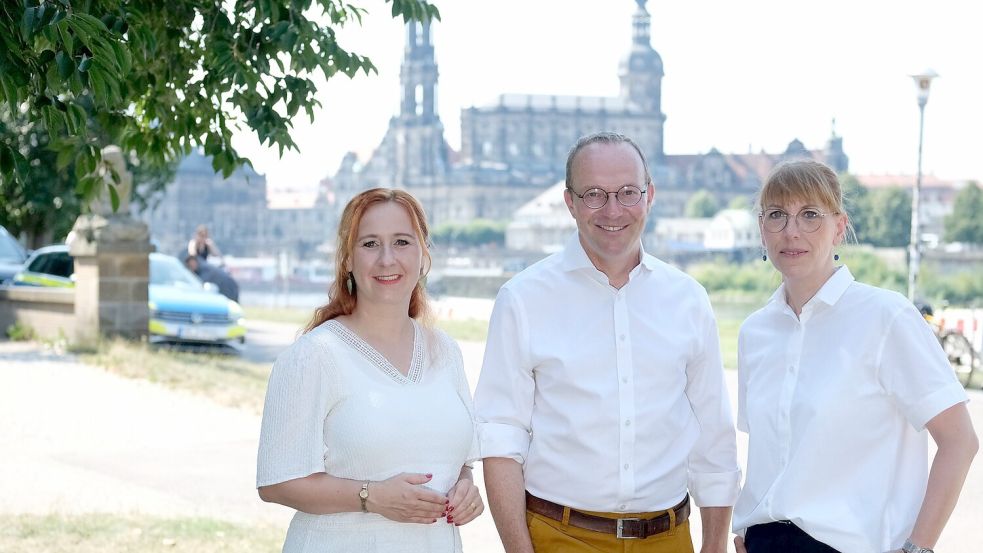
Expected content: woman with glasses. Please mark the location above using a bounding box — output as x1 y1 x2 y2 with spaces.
732 160 977 553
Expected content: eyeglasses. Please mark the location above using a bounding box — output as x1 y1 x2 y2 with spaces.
568 185 646 209
760 207 835 233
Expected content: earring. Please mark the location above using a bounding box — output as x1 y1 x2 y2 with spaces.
834 253 840 261
346 272 355 295
762 253 768 261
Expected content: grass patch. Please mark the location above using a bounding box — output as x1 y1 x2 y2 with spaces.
244 306 312 326
247 305 491 344
77 338 271 413
0 513 283 553
712 298 759 371
437 318 489 342
716 316 741 371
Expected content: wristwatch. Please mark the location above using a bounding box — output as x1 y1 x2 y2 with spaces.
902 539 934 553
359 481 370 513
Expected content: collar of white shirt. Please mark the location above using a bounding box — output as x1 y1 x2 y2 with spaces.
557 231 660 275
768 265 855 315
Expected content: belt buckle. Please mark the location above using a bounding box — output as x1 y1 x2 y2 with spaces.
616 518 641 539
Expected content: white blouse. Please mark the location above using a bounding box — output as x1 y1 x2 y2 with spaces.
733 266 968 553
257 320 478 553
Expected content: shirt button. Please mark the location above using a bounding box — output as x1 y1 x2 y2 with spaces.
622 377 628 384
619 334 626 341
624 463 630 470
625 419 631 427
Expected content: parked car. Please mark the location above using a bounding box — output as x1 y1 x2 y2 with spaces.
12 245 246 347
0 225 29 285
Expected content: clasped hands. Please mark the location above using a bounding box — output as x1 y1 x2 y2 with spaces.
365 472 484 526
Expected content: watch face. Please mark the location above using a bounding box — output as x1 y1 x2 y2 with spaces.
359 489 369 499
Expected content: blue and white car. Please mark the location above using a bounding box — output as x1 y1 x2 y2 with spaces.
0 225 29 285
12 245 246 347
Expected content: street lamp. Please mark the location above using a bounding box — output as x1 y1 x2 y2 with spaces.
907 69 938 301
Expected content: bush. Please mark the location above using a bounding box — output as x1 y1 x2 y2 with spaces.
432 219 507 248
687 261 780 298
6 321 35 341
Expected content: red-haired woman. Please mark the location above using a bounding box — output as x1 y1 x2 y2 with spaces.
257 188 483 552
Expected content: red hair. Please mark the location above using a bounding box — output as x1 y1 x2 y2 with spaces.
304 188 434 333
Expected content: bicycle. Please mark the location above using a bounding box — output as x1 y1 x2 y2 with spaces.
920 303 981 389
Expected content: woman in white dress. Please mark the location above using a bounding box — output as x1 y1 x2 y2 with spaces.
257 188 483 552
732 160 978 553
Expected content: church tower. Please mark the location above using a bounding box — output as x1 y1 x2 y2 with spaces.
394 18 448 184
619 0 666 162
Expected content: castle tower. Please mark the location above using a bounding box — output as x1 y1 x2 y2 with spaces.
618 0 666 162
394 18 448 183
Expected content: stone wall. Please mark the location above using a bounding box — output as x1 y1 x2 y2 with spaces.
0 287 76 341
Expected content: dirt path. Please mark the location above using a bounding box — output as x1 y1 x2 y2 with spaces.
0 341 289 526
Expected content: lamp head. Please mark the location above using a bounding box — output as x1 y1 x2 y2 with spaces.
910 69 939 105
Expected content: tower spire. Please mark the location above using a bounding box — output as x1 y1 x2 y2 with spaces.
619 0 665 162
400 18 438 122
633 0 651 46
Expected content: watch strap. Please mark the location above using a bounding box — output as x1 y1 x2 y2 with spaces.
359 481 369 513
902 539 934 553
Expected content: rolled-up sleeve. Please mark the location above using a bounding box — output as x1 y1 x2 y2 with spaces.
474 287 534 464
684 290 741 507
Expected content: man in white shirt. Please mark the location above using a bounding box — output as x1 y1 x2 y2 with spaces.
475 132 740 553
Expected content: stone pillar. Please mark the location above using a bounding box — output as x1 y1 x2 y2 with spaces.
67 146 152 345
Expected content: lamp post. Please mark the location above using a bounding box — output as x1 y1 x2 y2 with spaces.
907 69 938 301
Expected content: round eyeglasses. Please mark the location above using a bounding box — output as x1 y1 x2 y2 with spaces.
760 207 834 233
568 185 646 209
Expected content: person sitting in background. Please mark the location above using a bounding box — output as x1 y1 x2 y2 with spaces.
188 224 222 262
184 253 239 302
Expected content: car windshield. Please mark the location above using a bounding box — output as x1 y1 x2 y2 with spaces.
28 251 74 278
0 231 25 262
150 255 203 288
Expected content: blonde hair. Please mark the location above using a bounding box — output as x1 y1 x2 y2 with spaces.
758 159 854 242
304 188 434 333
758 159 845 214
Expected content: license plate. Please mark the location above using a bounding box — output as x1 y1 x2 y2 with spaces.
178 325 218 340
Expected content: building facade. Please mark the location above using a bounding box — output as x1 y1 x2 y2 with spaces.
139 152 336 261
333 0 849 226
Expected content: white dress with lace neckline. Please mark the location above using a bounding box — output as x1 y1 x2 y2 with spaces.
325 319 424 384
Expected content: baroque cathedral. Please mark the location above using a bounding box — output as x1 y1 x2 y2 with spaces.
332 0 849 225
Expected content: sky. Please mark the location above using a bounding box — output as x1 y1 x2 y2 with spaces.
234 0 983 194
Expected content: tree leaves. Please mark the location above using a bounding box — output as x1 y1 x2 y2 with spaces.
1 0 440 215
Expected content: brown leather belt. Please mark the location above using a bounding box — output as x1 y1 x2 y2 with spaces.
525 491 690 539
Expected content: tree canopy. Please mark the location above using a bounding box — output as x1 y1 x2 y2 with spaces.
685 189 720 218
944 182 983 244
0 0 439 220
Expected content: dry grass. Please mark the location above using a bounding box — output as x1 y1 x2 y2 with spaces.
76 338 271 414
0 513 283 553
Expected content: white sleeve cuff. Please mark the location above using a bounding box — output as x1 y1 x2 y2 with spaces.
688 469 741 507
909 383 968 430
477 422 530 464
